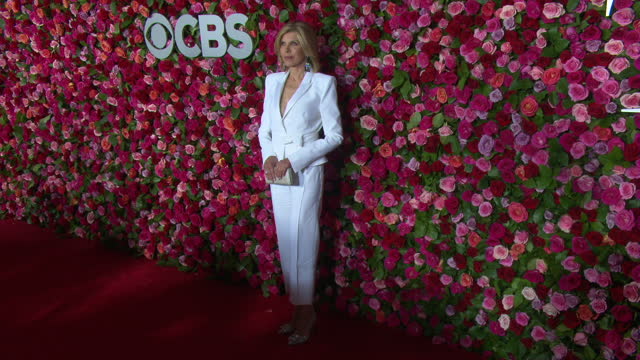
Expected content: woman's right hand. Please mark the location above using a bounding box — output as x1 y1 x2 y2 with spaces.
264 156 278 181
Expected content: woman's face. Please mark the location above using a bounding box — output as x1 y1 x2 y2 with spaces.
279 32 306 69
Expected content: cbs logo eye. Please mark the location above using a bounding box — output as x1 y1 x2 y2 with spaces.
144 13 253 60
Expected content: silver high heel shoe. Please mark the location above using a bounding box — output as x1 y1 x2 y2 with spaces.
277 323 295 335
287 312 316 345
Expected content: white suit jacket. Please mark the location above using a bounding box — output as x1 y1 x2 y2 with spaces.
258 71 343 173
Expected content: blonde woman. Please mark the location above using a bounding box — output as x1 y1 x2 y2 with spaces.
258 22 343 345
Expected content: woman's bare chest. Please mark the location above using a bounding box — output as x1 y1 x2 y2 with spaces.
280 81 300 116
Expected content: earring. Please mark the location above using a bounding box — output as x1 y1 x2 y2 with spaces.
305 57 312 72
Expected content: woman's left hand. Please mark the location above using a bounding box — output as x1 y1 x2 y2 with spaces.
274 159 292 178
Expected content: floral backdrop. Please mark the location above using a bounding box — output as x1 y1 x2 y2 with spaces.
1 0 640 358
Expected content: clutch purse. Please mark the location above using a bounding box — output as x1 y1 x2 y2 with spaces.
266 168 298 186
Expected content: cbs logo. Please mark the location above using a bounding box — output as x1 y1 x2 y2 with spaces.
144 13 253 60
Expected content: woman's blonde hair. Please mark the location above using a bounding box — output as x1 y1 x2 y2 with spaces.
274 22 320 73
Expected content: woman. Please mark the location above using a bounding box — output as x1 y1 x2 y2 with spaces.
258 22 343 345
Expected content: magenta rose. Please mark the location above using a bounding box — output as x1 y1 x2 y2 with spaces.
601 187 622 205
531 150 549 165
605 330 623 350
568 83 589 101
531 326 547 342
614 209 635 231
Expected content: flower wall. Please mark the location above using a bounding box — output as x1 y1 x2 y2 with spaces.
1 0 640 358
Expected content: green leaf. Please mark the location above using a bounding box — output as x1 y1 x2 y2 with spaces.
432 113 444 128
401 80 413 98
279 9 289 23
408 112 422 130
457 62 469 89
599 147 624 174
567 0 580 11
391 70 408 88
554 38 570 52
414 221 427 237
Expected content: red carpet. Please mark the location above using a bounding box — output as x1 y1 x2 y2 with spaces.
0 219 483 360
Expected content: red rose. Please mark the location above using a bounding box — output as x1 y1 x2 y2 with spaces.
563 311 580 329
611 305 633 322
444 197 460 214
490 180 506 196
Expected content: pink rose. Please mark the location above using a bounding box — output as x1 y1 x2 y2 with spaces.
623 282 640 302
561 256 581 272
498 314 510 330
551 292 568 311
439 176 456 192
612 117 627 133
626 242 640 259
574 332 589 346
575 175 595 192
621 338 637 356
579 131 598 146
590 66 610 82
531 150 549 165
478 201 493 217
604 39 625 55
621 93 640 108
360 115 378 130
558 215 574 233
515 312 530 326
590 298 607 314
602 79 621 97
531 326 547 342
597 272 612 287
508 202 528 223
620 182 636 199
552 345 568 359
570 142 586 159
502 295 515 310
615 210 635 231
612 8 635 26
568 83 589 101
493 245 509 260
585 268 599 283
381 192 398 207
482 297 496 310
563 57 582 73
498 5 517 19
368 298 381 311
447 1 465 16
609 57 630 74
440 274 453 285
542 3 565 19
572 103 591 123
476 158 491 172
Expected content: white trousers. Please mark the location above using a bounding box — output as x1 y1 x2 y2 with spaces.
270 165 323 305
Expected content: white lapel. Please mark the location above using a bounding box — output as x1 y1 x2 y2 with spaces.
281 71 312 120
